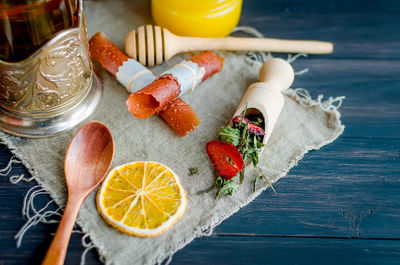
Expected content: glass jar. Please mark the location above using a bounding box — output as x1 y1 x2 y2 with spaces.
151 0 242 37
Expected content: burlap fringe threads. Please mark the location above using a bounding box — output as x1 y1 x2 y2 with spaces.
1 156 98 265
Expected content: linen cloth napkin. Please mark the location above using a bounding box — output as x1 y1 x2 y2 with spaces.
1 1 344 264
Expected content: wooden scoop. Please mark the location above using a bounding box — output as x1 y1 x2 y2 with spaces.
126 25 333 66
42 121 114 265
232 58 294 148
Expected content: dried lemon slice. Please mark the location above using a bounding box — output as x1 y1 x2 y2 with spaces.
96 161 186 237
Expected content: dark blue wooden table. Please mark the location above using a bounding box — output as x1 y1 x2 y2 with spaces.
1 0 400 264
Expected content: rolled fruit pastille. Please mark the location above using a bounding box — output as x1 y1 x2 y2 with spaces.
126 51 224 119
232 58 294 154
89 32 199 136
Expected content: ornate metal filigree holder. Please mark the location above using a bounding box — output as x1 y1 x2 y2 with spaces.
0 5 102 138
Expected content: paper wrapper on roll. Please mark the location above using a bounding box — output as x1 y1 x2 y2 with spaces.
233 58 295 148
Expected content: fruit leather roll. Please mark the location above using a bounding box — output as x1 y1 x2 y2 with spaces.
89 32 199 136
89 32 154 92
126 51 224 119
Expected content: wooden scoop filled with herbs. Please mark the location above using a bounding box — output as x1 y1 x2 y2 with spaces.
205 58 295 197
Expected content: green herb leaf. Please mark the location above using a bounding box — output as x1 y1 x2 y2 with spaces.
252 117 263 126
239 166 245 184
253 175 263 192
188 167 199 176
250 152 258 166
215 177 240 198
217 182 240 198
216 176 224 187
217 126 241 147
238 123 250 154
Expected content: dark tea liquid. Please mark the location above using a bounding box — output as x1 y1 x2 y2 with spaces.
0 0 78 62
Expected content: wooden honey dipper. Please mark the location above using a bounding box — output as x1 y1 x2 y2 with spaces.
126 25 333 66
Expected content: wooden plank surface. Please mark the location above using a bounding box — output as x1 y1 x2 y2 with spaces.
293 59 400 138
215 137 400 238
243 0 400 14
1 0 400 264
172 236 400 265
239 13 400 60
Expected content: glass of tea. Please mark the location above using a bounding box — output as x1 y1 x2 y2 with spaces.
0 0 102 137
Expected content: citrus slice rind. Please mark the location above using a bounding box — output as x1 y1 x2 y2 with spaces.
96 161 187 237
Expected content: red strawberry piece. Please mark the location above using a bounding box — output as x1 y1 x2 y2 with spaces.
206 140 244 180
231 116 265 136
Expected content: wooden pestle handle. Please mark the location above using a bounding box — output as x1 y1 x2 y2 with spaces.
258 57 294 90
164 28 333 61
41 194 84 265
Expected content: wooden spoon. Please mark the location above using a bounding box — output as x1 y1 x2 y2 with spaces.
42 121 114 265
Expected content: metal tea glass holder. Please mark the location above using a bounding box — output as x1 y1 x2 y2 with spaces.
0 2 102 138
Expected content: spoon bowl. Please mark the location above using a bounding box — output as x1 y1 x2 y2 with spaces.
65 122 114 192
42 121 114 265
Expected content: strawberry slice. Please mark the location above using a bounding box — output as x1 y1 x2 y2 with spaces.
206 140 244 180
231 116 265 136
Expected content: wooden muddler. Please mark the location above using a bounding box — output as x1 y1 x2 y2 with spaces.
232 58 294 148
